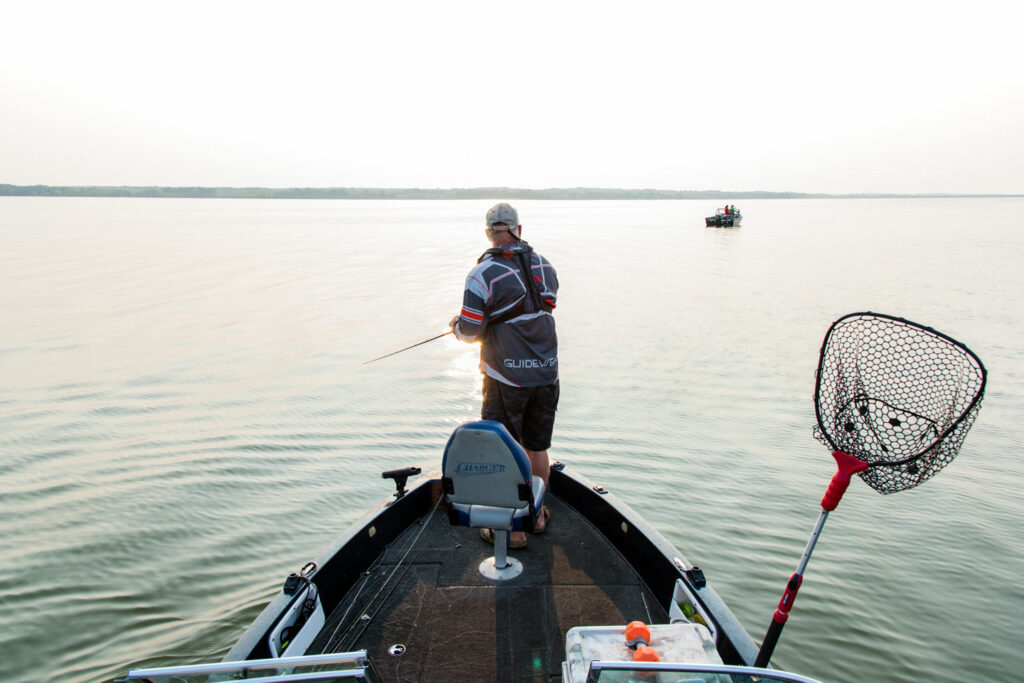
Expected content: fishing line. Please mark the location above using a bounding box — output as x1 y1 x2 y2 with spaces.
323 495 443 652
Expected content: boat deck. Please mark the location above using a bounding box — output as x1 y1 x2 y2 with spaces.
308 493 669 682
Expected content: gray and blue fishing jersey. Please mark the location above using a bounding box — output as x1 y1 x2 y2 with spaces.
454 241 558 387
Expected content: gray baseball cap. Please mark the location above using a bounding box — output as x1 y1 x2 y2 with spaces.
485 202 519 230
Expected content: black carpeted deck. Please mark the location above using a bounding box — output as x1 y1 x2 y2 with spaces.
309 494 669 682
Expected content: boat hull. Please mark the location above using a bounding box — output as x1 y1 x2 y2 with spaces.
705 215 741 227
223 465 760 678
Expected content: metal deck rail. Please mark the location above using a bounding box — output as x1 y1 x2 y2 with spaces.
120 650 378 682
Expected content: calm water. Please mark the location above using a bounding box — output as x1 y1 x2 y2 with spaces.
1 197 1022 682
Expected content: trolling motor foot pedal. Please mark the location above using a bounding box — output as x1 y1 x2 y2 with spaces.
382 467 421 500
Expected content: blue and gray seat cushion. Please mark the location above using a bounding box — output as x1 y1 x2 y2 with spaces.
441 420 545 532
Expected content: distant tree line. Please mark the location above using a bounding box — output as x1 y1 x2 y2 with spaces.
0 184 827 199
0 184 1011 200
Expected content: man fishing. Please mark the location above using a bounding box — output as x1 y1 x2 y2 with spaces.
450 202 559 548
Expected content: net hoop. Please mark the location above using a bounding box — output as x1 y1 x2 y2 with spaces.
813 312 986 494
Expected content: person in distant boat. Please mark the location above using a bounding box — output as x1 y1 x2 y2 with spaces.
450 202 559 548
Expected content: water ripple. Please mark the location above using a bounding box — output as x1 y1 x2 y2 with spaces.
1 198 1022 683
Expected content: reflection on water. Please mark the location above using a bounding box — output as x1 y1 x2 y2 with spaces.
0 197 1022 682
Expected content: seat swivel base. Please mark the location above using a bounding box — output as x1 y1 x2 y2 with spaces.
479 555 523 581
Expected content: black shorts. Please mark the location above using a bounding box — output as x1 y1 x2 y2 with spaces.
481 377 560 451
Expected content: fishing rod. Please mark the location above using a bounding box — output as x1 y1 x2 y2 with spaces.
362 330 453 365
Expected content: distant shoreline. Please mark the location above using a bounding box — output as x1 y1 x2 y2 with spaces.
1 184 1019 200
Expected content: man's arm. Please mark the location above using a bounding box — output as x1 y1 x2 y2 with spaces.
452 268 489 342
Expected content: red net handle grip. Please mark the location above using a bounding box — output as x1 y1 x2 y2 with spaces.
821 451 869 511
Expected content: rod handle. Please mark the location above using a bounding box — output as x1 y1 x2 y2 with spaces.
821 451 869 511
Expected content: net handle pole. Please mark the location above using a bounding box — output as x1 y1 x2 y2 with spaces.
753 451 869 668
753 509 827 668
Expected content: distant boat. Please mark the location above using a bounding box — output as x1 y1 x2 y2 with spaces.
706 207 742 227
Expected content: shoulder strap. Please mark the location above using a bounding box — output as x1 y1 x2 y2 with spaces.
488 253 552 326
516 252 545 313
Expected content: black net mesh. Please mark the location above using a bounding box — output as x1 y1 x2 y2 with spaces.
813 312 986 494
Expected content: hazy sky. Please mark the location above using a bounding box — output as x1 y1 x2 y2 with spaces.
2 1 1021 194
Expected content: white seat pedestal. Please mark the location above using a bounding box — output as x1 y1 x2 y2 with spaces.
479 529 523 580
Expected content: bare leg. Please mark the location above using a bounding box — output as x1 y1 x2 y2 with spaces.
509 449 550 543
526 448 550 490
526 448 550 533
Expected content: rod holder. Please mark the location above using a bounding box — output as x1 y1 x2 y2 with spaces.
382 467 421 499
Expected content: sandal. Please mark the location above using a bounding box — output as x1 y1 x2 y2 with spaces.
480 528 528 549
531 507 550 534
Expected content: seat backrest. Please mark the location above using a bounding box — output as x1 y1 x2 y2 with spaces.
442 421 532 509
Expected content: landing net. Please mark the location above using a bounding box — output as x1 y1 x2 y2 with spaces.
813 312 986 494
